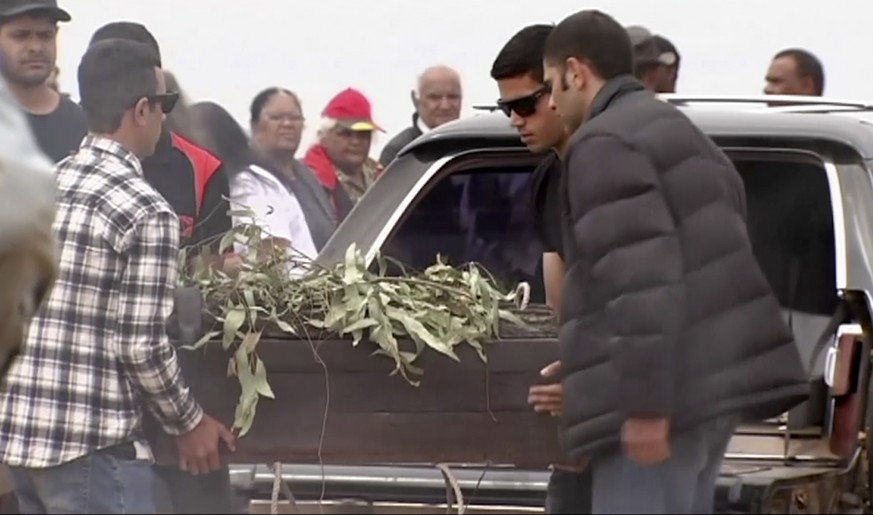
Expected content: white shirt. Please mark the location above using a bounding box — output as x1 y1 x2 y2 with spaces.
229 165 318 262
416 115 432 135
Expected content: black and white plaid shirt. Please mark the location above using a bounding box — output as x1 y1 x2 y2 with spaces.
0 136 203 468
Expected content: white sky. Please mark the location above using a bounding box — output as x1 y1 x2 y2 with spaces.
57 0 873 157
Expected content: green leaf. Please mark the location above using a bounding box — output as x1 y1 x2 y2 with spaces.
223 306 246 350
385 306 458 362
275 319 296 334
219 230 238 254
498 309 529 329
342 318 378 334
467 339 487 362
342 244 364 284
181 330 220 351
234 394 258 436
253 355 274 399
241 330 262 353
233 345 259 435
376 251 388 277
243 289 258 325
324 299 347 329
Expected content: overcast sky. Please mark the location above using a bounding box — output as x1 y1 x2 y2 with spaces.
57 0 873 156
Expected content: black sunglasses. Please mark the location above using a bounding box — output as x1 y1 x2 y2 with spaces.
133 91 179 114
496 85 551 118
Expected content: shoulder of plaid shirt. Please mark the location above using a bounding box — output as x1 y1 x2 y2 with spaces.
0 134 205 469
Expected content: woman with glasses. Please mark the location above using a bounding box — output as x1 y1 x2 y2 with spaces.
249 88 337 251
188 101 320 269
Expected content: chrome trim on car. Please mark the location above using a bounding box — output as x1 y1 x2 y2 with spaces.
823 159 848 290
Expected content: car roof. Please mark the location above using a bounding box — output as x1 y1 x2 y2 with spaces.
404 107 873 160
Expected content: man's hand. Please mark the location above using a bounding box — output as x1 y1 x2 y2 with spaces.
175 414 237 475
622 417 670 465
528 360 562 416
531 361 588 471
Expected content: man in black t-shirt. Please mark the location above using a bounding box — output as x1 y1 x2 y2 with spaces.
491 25 591 514
0 0 86 163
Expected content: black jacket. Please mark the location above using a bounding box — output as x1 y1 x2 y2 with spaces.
267 158 338 251
558 76 808 459
143 131 232 251
379 113 424 167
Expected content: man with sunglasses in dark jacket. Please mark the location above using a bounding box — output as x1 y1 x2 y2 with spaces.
491 24 591 514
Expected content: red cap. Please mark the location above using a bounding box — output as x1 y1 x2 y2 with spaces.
322 88 383 132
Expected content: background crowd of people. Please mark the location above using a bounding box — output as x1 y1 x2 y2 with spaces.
0 0 836 514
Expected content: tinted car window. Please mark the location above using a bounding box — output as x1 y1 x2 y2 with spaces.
737 156 837 316
382 165 547 302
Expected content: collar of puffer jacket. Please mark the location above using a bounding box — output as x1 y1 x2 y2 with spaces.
584 74 647 122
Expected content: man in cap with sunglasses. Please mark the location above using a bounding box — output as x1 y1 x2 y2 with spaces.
0 0 87 163
0 39 235 514
626 25 680 93
491 24 592 514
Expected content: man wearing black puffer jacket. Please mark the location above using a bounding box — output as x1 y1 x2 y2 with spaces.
542 10 808 514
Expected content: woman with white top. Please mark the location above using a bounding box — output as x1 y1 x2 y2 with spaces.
248 87 337 250
188 101 318 262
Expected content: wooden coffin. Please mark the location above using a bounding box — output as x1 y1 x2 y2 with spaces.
145 307 565 468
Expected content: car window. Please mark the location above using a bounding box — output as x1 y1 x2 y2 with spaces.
382 164 548 303
733 153 838 317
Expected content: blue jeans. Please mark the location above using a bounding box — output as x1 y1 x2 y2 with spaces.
8 443 155 514
591 416 737 514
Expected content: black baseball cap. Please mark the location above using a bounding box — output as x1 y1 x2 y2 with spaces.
0 0 71 22
625 25 677 67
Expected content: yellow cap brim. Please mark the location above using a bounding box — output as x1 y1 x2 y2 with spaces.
348 121 376 131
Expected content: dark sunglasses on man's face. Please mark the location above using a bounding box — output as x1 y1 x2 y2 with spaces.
496 85 550 118
139 91 179 114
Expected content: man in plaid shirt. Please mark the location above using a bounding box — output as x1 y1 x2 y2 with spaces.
0 39 235 514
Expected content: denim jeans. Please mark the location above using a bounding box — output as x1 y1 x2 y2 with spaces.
590 416 738 514
153 464 240 514
545 467 592 514
8 443 155 514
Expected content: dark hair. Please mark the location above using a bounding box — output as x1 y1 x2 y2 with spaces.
543 10 633 81
490 24 554 82
77 39 161 133
162 70 194 137
189 101 258 177
250 87 302 126
89 22 161 64
774 48 825 95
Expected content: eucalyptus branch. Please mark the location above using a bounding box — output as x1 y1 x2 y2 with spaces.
373 276 475 299
178 219 528 436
